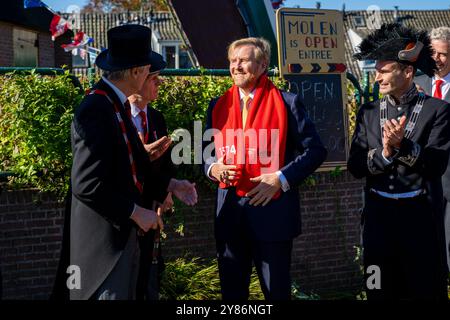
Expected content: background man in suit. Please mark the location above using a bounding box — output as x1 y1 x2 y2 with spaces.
349 23 450 300
203 37 327 300
70 24 190 300
415 27 450 273
415 27 450 101
128 52 197 300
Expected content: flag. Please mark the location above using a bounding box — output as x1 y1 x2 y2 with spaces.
61 31 93 52
50 14 69 40
23 0 47 8
271 0 284 9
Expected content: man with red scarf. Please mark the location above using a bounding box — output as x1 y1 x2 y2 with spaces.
203 37 327 300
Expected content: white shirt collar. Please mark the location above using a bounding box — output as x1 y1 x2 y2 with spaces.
239 88 255 100
433 72 450 84
130 102 147 118
101 76 128 105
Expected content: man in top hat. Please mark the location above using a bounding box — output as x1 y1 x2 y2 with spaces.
349 23 450 300
69 24 188 300
127 52 197 300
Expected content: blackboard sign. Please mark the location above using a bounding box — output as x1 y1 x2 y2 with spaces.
284 73 348 167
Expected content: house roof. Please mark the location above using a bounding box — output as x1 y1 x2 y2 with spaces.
344 9 450 79
1 1 55 33
75 11 180 50
171 0 248 69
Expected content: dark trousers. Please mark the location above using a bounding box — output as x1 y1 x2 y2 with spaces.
444 201 450 271
136 230 163 300
362 192 448 300
216 233 293 300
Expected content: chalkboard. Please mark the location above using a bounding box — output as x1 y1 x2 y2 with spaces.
284 73 348 167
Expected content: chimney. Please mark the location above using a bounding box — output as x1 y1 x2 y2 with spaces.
316 2 321 9
394 6 399 23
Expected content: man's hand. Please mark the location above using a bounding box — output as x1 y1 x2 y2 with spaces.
382 130 393 158
130 204 163 232
141 136 172 161
161 192 174 213
246 173 281 206
210 156 241 186
168 179 198 206
383 116 407 149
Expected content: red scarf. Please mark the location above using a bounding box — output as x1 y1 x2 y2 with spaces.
212 75 287 199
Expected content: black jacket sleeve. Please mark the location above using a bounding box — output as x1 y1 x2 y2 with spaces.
279 93 327 186
71 95 136 228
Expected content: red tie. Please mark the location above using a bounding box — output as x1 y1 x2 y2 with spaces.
139 110 148 143
434 79 444 99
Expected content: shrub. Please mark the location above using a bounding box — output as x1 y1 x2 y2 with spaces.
160 257 319 300
0 70 82 198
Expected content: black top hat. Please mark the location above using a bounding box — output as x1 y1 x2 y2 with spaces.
149 51 167 74
95 24 164 71
353 23 437 77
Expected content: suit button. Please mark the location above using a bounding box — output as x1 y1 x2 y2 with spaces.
397 116 401 121
389 185 394 190
389 175 394 179
397 107 402 111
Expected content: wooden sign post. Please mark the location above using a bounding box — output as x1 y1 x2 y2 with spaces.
276 8 349 169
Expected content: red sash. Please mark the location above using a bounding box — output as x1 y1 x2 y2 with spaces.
212 75 287 199
86 89 143 194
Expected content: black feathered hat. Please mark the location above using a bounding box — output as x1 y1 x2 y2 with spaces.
353 23 437 77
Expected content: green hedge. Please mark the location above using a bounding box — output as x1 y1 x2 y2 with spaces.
0 71 356 197
0 71 81 198
0 71 287 197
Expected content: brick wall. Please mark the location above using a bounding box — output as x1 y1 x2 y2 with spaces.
0 171 365 300
0 189 64 300
54 33 73 69
0 22 13 66
37 33 55 68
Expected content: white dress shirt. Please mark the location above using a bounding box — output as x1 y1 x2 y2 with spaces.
432 73 450 98
130 103 148 136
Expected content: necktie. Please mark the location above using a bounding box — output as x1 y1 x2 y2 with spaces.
138 110 148 144
434 79 444 99
242 95 251 129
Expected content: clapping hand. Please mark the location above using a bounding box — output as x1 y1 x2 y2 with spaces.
384 116 407 147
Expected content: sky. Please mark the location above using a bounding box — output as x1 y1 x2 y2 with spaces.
43 0 450 13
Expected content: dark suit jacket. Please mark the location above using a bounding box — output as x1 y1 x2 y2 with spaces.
203 91 327 242
69 79 170 300
414 75 450 102
414 76 450 201
143 106 176 207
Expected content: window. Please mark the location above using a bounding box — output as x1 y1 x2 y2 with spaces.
353 16 366 28
163 46 176 68
179 50 192 69
13 28 38 67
